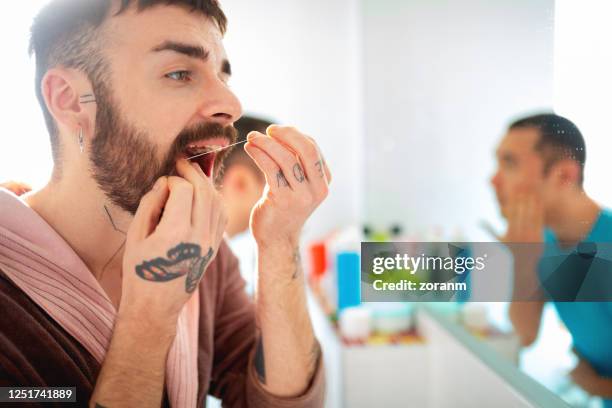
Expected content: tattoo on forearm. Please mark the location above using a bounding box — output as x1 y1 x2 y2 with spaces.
293 163 306 183
254 336 266 384
315 160 324 178
276 170 289 188
135 243 214 293
292 248 302 280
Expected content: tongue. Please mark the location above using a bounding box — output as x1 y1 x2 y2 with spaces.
195 154 213 177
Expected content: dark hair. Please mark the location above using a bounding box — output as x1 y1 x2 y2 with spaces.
222 115 273 181
509 113 586 186
29 0 227 164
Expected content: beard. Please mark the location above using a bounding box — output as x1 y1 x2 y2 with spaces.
89 83 237 215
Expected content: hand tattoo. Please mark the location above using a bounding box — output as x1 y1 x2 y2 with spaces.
292 248 302 280
185 247 214 293
315 160 325 178
135 243 214 293
276 170 290 188
293 163 306 183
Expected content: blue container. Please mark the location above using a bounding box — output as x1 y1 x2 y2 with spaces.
337 251 361 311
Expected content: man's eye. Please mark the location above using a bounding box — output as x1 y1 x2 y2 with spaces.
166 71 192 82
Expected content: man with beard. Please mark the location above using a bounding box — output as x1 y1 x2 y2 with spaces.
0 1 330 407
491 113 612 405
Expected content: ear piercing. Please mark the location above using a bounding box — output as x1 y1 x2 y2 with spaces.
77 93 94 153
78 127 85 153
79 94 96 105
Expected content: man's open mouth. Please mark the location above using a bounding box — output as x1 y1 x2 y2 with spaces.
183 143 224 178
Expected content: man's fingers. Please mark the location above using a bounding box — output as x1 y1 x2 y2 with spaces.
505 200 518 240
505 189 545 244
247 131 307 191
515 194 528 237
530 193 545 229
175 158 215 232
267 126 330 196
244 141 288 193
129 177 170 241
305 135 332 184
156 176 194 234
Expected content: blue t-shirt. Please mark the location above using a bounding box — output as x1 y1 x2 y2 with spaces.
539 209 612 406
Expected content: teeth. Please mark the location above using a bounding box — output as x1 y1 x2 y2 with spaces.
186 144 222 153
187 145 223 156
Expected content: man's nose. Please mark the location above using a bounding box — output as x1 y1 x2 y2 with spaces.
196 79 242 126
490 171 501 188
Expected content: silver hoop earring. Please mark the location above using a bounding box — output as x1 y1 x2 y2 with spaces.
78 127 85 153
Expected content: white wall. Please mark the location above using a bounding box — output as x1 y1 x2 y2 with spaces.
554 0 612 208
0 0 53 187
361 0 556 240
221 0 365 241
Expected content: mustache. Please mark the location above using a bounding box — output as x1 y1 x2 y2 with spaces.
169 122 237 158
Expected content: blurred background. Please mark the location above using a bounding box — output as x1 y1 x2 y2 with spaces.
2 1 612 407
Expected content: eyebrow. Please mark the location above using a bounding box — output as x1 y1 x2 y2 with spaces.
151 40 232 76
498 152 517 164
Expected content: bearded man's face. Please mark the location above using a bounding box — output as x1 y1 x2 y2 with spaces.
88 3 241 214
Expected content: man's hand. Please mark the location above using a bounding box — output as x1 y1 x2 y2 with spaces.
120 158 227 322
91 158 227 407
502 190 546 295
242 126 330 397
502 190 545 245
245 125 331 254
571 355 612 398
0 180 32 196
504 190 547 347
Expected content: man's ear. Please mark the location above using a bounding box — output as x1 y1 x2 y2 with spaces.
553 159 581 187
41 67 94 135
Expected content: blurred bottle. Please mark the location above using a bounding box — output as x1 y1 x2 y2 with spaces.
339 306 372 343
337 251 361 312
320 226 363 315
308 240 327 283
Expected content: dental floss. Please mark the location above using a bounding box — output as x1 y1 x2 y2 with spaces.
186 135 264 161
